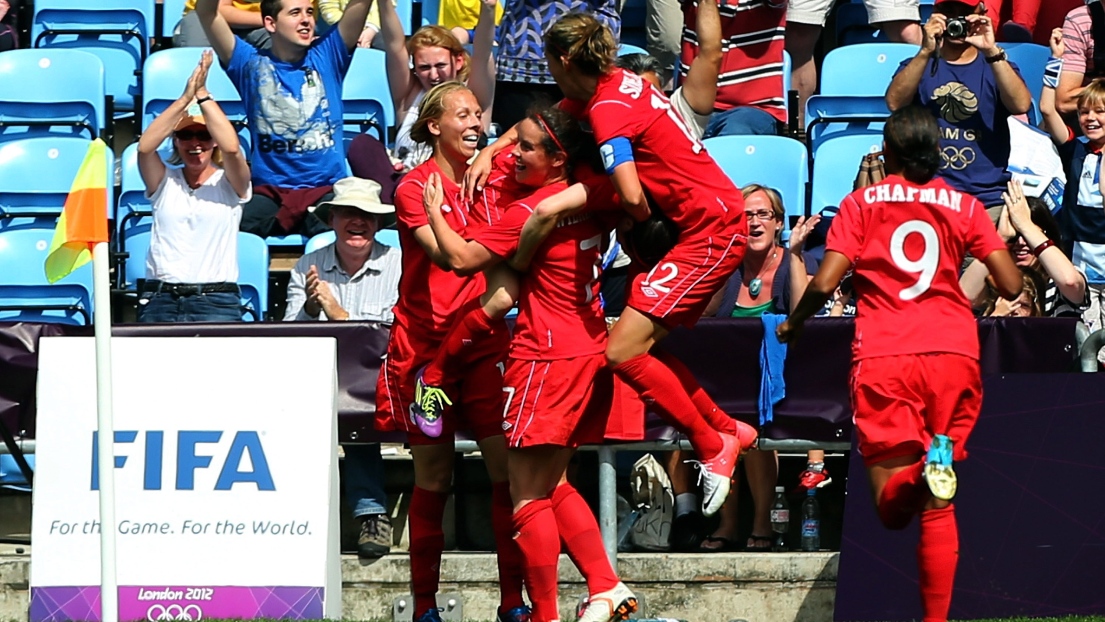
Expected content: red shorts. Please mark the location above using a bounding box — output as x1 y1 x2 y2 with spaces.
502 353 620 448
375 321 510 445
850 353 982 465
626 231 747 329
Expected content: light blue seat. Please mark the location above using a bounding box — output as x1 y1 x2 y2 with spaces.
0 453 34 492
142 48 246 134
375 228 400 248
0 49 106 143
1006 43 1048 125
618 43 647 57
116 142 152 239
0 225 95 325
119 226 152 292
161 0 187 38
418 0 440 28
238 232 270 321
703 135 809 218
344 49 393 144
305 230 337 254
32 0 156 114
0 137 114 221
810 134 883 216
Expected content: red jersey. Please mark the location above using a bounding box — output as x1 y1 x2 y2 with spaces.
568 69 746 239
474 150 528 224
392 159 485 340
826 175 1006 361
473 181 612 360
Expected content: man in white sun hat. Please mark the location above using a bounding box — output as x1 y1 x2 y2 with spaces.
284 176 402 558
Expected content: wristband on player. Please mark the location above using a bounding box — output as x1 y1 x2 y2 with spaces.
1031 239 1056 256
1043 56 1062 89
600 136 634 174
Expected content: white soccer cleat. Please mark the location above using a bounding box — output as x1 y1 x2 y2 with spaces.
576 582 638 622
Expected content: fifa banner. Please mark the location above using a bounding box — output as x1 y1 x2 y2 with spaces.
30 337 342 622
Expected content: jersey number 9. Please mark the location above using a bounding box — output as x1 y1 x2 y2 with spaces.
890 220 939 301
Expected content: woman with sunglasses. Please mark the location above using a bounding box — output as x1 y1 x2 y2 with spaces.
135 50 252 323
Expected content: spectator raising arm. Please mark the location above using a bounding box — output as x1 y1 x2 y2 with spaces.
1058 7 1089 116
966 14 1032 114
379 0 413 112
337 0 374 50
194 0 237 64
886 13 944 111
1041 28 1072 143
680 0 721 117
468 0 498 120
217 0 262 30
787 213 821 313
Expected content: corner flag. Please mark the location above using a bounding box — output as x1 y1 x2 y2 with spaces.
44 138 109 283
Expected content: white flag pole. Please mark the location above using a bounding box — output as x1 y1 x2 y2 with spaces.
91 241 119 622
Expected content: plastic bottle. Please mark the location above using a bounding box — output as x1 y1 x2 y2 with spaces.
770 485 790 552
801 488 820 552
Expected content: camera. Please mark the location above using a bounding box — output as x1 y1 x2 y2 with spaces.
945 17 969 39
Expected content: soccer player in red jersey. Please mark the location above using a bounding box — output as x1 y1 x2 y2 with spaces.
373 82 528 622
778 106 1022 622
530 14 757 517
422 105 635 622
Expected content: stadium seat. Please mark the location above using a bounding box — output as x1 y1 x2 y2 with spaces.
618 43 647 56
344 48 393 144
238 232 270 321
0 225 95 325
116 143 152 240
161 0 187 38
0 137 114 221
375 228 400 248
0 453 34 492
418 0 441 28
810 134 883 216
32 0 156 114
305 230 337 254
397 0 415 33
703 135 809 218
1006 43 1048 125
142 48 246 133
118 226 152 293
0 49 107 143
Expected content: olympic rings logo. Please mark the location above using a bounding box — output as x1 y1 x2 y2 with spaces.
941 146 976 171
147 604 202 621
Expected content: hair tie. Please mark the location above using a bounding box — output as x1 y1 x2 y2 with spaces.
535 114 566 153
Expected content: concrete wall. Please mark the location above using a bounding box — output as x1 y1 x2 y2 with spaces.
0 551 837 622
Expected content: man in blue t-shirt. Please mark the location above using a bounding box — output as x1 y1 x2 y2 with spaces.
886 0 1032 208
196 0 374 237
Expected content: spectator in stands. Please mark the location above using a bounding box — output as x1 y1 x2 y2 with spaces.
669 186 818 552
317 0 394 49
1057 0 1105 116
981 268 1042 316
283 177 401 559
960 181 1087 318
680 0 787 137
886 0 1032 210
642 0 682 86
195 0 373 239
491 0 620 130
178 0 271 50
438 0 504 46
0 0 17 51
787 0 922 126
985 0 1041 42
135 51 252 323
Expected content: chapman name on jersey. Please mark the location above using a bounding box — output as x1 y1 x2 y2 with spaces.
862 183 966 213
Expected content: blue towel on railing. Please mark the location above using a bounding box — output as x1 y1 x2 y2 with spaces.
759 313 788 425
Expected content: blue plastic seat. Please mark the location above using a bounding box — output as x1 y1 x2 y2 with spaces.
0 137 114 221
0 225 95 325
118 226 152 292
1006 43 1048 126
32 0 155 114
344 49 393 144
0 453 34 492
375 228 400 248
238 232 270 321
703 135 809 218
116 143 152 240
161 0 187 38
0 49 106 143
618 43 647 57
810 134 883 216
305 230 337 254
143 48 246 133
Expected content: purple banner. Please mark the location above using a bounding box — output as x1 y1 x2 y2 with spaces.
30 586 324 622
835 373 1105 620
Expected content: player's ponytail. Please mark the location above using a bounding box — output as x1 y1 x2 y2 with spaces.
544 13 616 77
883 105 941 184
410 81 472 146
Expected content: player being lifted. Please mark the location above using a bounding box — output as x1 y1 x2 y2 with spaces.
778 106 1022 622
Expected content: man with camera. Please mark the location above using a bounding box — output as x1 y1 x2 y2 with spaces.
886 0 1032 209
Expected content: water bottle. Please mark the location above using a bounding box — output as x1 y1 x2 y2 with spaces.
801 488 821 552
770 486 790 552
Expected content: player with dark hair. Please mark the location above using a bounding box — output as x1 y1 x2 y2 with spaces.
777 105 1022 622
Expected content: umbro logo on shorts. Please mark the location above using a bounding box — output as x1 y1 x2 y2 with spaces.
641 286 660 298
502 421 512 431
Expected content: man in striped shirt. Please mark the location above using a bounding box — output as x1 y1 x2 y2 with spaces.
680 0 787 137
283 177 403 560
1058 0 1104 116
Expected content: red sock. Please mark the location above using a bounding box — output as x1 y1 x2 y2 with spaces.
551 483 619 595
918 505 959 622
492 481 526 614
878 461 927 530
409 487 449 617
612 352 723 458
513 499 561 622
422 298 498 387
652 349 738 436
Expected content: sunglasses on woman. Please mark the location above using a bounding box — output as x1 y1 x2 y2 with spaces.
175 129 213 141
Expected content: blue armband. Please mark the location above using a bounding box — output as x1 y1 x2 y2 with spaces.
1044 56 1062 89
600 136 634 174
